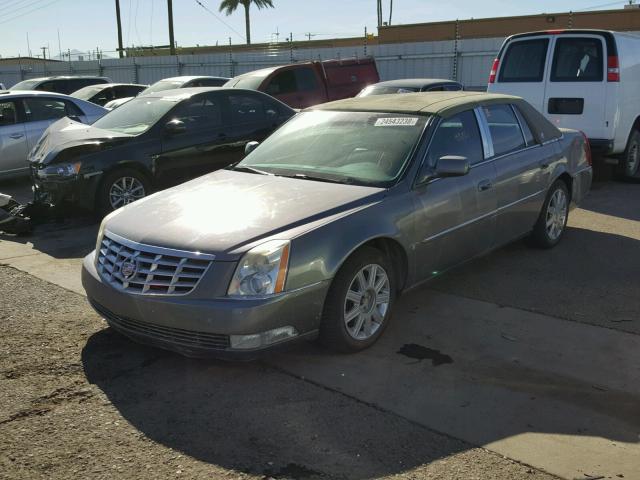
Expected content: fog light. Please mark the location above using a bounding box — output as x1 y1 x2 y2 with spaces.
230 326 298 350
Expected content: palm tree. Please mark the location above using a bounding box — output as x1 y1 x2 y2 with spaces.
219 0 274 45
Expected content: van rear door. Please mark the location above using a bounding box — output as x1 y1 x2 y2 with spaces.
489 35 552 111
543 34 608 140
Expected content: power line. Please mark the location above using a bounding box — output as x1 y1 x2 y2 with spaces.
193 0 245 41
0 0 58 19
0 0 61 25
575 1 628 11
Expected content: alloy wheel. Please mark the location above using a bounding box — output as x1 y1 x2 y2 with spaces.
343 263 390 340
545 188 568 241
109 176 146 210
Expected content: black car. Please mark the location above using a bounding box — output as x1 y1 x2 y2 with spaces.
357 78 463 97
71 83 148 107
10 76 111 95
29 87 295 215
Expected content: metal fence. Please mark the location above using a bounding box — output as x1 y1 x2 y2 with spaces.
0 36 506 90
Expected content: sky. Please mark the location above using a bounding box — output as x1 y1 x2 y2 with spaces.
0 0 634 58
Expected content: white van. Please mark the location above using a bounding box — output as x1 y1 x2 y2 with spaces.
487 29 640 178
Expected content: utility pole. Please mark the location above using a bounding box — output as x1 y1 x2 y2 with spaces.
115 0 124 58
168 0 176 55
41 46 48 60
57 29 62 60
26 32 32 57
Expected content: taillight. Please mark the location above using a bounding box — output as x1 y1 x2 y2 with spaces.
489 58 500 84
545 29 564 35
607 56 620 82
580 131 592 166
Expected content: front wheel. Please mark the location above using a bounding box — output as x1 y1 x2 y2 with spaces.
529 180 569 249
97 168 151 216
618 129 640 179
319 247 395 353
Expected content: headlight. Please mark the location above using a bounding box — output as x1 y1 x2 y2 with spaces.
38 162 82 178
228 240 290 297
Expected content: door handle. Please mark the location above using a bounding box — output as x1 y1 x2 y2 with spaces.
9 133 24 139
478 179 493 192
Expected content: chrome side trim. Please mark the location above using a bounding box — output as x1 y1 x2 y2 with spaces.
421 188 545 244
474 106 495 159
104 230 216 261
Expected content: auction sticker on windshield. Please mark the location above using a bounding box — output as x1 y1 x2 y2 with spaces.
375 117 419 126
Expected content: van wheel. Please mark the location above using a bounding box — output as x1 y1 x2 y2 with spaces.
97 168 151 217
319 247 395 353
619 129 640 179
529 180 569 249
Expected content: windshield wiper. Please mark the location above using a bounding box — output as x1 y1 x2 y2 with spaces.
278 173 356 185
230 165 272 176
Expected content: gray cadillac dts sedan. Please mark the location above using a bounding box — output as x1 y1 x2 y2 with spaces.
82 92 593 358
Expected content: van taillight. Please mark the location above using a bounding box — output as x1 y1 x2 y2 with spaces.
580 131 592 166
489 58 500 84
607 56 620 82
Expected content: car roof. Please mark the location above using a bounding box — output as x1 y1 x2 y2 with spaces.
157 76 230 82
0 90 79 99
371 78 461 88
15 76 109 82
310 91 522 118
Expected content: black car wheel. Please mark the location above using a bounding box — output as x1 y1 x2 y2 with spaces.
619 129 640 180
319 247 395 353
97 168 151 216
529 179 569 249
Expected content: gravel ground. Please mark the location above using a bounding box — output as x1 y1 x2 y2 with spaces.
0 266 558 480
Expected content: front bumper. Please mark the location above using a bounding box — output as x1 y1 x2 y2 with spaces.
81 252 330 360
31 166 101 208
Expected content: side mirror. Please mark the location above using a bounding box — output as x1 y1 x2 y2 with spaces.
245 141 259 155
165 119 186 135
434 155 470 178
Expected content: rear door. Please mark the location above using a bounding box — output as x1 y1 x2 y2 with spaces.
490 36 552 112
0 99 28 176
544 34 607 139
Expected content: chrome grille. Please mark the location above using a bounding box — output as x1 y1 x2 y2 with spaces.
97 231 214 295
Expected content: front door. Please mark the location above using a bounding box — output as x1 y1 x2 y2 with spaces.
412 109 497 281
157 92 231 187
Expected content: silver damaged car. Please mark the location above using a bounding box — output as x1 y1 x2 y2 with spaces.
82 92 593 359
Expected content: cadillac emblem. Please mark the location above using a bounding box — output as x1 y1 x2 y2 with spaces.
120 259 138 280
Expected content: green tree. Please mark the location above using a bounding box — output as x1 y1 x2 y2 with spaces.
219 0 274 45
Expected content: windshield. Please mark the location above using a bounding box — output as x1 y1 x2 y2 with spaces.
92 96 179 135
10 79 40 91
72 85 104 100
358 85 419 97
141 80 184 95
225 73 268 90
237 110 428 186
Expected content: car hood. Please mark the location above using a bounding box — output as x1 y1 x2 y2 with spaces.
30 117 133 165
104 169 385 260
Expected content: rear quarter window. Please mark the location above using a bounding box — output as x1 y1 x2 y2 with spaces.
499 38 549 83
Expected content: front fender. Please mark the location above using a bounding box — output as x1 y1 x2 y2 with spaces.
286 191 415 291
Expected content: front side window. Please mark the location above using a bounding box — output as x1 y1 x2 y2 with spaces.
499 39 549 83
22 98 71 122
171 95 222 128
238 110 428 186
295 68 318 91
426 110 484 166
483 104 526 156
265 70 296 95
92 96 180 135
551 37 603 82
0 101 18 126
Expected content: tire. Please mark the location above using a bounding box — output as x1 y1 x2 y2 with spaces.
319 247 395 353
529 179 570 249
617 129 640 180
97 168 151 217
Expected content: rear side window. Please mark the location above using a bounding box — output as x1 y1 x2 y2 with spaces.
427 110 484 166
513 106 536 145
295 68 318 91
551 37 603 82
483 104 525 156
499 39 549 83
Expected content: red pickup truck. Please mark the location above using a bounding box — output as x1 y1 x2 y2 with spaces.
225 58 379 109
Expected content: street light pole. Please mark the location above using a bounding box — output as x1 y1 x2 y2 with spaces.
168 0 176 55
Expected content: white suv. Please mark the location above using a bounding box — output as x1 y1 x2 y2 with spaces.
488 29 640 178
